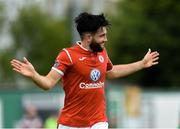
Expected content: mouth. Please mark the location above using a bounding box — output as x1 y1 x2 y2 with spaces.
100 42 105 45
100 42 105 46
100 44 105 49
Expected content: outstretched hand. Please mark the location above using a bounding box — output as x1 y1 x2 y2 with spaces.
142 49 159 68
10 57 36 78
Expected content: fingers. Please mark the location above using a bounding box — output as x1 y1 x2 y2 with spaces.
10 59 23 68
12 68 21 73
11 59 23 66
152 62 159 65
152 55 159 65
151 51 159 65
147 48 159 57
144 49 159 67
152 57 159 62
10 59 25 73
151 52 159 64
11 62 21 70
151 51 159 57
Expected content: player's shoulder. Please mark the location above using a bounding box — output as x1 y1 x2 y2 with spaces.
101 48 108 55
56 44 78 61
56 43 75 54
63 43 78 52
99 48 110 59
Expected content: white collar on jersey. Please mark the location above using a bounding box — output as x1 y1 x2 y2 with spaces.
76 41 89 51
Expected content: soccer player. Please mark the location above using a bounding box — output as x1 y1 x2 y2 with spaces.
10 12 159 129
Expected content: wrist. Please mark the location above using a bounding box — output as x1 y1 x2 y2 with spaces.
31 70 39 80
140 60 146 69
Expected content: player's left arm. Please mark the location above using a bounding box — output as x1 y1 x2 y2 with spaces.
106 49 159 79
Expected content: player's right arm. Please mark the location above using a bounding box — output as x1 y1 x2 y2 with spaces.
10 57 61 90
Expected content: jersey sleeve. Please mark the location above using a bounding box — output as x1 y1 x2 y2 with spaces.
107 56 113 72
104 49 113 71
52 49 72 76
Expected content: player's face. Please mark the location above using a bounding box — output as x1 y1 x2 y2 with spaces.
90 27 108 52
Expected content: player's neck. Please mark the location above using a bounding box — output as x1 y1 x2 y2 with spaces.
81 40 92 52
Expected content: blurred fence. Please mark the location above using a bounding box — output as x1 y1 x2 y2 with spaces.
0 87 64 128
0 83 180 128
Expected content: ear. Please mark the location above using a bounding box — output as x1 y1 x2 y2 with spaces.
84 33 92 42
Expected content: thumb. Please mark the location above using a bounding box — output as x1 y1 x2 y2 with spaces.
145 48 151 55
23 57 29 64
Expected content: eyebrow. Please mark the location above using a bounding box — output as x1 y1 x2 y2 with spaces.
99 30 107 35
99 33 106 36
97 27 107 36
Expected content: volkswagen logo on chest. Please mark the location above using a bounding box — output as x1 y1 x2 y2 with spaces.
90 69 101 82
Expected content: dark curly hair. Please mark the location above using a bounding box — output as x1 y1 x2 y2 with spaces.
75 12 110 39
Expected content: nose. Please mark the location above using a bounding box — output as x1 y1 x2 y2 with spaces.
104 37 108 42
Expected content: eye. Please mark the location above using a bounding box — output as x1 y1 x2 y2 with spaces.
100 34 105 37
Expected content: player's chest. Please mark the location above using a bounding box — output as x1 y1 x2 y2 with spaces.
72 53 107 77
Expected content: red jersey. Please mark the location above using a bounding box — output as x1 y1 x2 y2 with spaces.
52 42 113 127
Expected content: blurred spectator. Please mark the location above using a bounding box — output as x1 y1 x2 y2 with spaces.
124 85 142 128
44 112 58 129
15 105 43 128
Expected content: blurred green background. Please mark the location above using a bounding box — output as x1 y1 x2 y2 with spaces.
0 0 179 128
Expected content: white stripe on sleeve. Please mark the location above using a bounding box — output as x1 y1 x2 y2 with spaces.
52 67 64 76
63 48 73 64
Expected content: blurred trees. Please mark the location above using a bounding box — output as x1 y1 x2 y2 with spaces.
0 2 4 30
0 2 10 85
0 5 71 87
11 6 71 74
107 0 180 89
0 0 179 89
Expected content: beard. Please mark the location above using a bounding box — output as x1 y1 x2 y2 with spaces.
89 40 104 53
